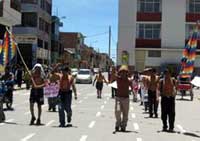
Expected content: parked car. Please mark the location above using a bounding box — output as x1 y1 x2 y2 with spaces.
71 68 78 77
76 69 93 84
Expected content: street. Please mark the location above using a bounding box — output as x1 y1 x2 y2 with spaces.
1 83 200 141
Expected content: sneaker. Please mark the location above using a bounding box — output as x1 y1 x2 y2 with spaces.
168 128 175 133
121 127 126 132
59 124 65 128
67 116 71 123
29 117 36 125
36 119 41 125
115 126 120 132
162 128 168 132
149 114 153 118
155 114 158 118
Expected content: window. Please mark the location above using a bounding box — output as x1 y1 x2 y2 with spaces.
40 0 45 9
148 50 161 57
137 24 161 39
38 39 43 48
39 18 45 31
45 1 52 15
10 0 21 12
22 13 37 27
45 22 50 34
44 42 48 49
188 0 200 13
185 24 197 39
0 1 3 17
21 0 38 4
138 0 161 13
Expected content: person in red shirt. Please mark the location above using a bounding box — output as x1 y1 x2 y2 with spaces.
115 65 133 132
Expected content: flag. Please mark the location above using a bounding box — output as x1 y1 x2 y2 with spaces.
0 31 17 66
180 27 198 78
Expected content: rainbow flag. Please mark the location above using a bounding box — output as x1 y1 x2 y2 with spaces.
180 28 198 78
0 31 17 66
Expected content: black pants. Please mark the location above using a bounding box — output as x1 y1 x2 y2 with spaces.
111 87 117 98
148 90 158 116
161 96 175 130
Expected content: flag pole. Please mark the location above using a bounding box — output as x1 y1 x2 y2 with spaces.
5 27 36 86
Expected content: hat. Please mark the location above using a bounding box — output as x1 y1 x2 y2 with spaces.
119 65 129 72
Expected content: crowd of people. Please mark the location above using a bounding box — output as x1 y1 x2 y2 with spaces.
0 63 178 133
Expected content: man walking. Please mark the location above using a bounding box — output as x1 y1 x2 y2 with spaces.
58 67 77 127
159 69 177 132
147 68 159 118
115 65 133 132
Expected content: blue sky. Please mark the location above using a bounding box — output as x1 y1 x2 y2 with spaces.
52 0 118 61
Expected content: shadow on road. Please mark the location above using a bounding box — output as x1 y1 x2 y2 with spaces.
183 132 200 138
176 98 191 101
113 130 138 134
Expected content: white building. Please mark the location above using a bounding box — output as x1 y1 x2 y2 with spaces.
118 0 200 73
0 0 21 41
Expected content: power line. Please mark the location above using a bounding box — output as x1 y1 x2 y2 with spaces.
86 32 108 38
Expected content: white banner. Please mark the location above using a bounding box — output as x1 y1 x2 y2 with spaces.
44 83 59 98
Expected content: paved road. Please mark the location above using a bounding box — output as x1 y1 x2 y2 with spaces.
1 83 200 141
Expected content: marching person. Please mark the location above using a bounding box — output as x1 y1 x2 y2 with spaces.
110 66 117 98
115 65 133 132
93 70 108 99
29 64 46 125
15 65 23 88
58 67 77 127
48 68 60 112
147 68 159 118
159 69 177 132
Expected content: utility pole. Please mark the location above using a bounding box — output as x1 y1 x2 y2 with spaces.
108 26 111 59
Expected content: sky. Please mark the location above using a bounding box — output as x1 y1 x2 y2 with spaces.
52 0 118 61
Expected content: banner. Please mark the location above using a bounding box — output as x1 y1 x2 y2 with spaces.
44 83 59 98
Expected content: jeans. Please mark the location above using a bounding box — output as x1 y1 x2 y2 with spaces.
115 97 129 128
58 91 72 126
161 96 175 130
148 90 158 116
111 88 117 98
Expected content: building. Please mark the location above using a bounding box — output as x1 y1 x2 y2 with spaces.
118 0 200 72
60 32 85 67
13 0 52 69
51 16 63 64
0 0 21 42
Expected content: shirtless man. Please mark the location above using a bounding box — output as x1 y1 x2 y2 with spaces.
58 67 77 127
147 68 159 118
93 70 108 99
29 64 45 125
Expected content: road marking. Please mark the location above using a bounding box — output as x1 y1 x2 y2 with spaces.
21 133 36 141
46 120 55 127
78 100 83 104
133 123 139 131
136 138 142 141
88 121 96 128
130 107 134 111
80 135 88 141
104 101 107 104
24 111 30 115
177 124 186 133
131 113 136 119
0 119 14 126
100 105 104 110
43 104 48 108
96 112 101 117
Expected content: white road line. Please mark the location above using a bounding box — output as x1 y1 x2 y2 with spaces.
130 107 134 111
100 105 104 110
136 138 142 141
80 135 88 141
24 111 30 115
0 119 14 126
133 123 139 131
96 112 101 117
177 124 186 133
21 133 36 141
104 101 107 104
88 121 96 128
46 120 55 127
131 113 136 119
78 100 83 104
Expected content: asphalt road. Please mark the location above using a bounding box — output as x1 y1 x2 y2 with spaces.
1 82 200 141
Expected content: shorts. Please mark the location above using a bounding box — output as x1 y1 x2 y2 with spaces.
96 82 103 91
30 88 44 105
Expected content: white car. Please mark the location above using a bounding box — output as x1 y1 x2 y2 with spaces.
71 68 78 76
93 68 100 74
76 69 93 84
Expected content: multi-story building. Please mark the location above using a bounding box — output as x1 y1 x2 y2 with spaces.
118 0 200 72
13 0 52 69
0 0 21 42
60 32 85 67
51 16 63 64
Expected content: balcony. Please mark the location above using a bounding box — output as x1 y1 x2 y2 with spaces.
137 12 162 22
0 1 3 17
10 0 21 12
186 13 200 22
13 26 38 35
136 39 161 48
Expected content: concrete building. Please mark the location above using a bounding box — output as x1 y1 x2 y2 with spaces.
0 0 21 42
13 0 52 69
118 0 200 72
